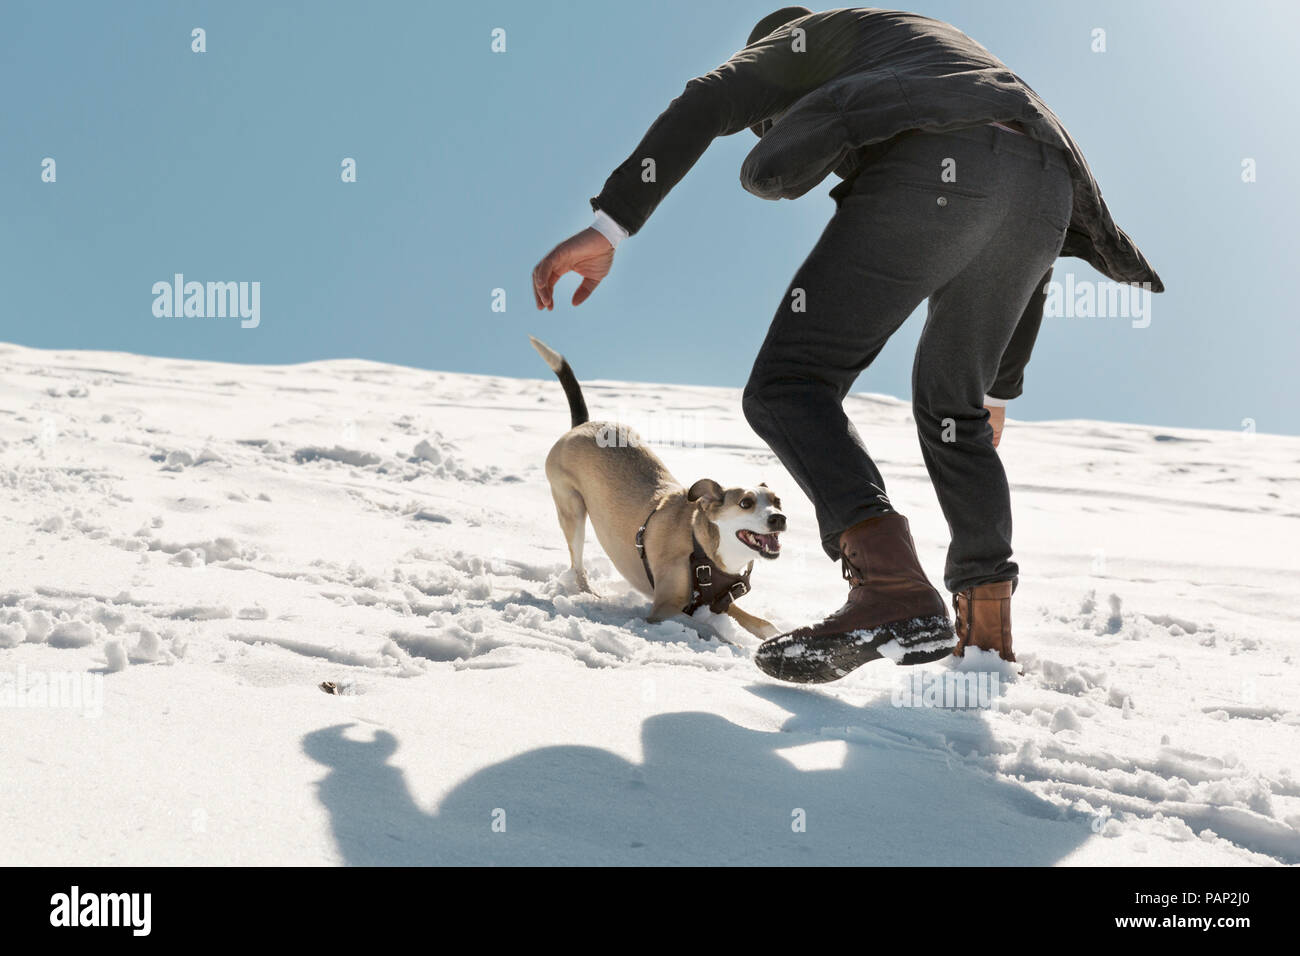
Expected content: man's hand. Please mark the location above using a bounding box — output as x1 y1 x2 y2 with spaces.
986 405 1006 448
532 228 614 310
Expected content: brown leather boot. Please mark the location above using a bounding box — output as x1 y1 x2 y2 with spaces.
754 514 956 683
952 580 1015 662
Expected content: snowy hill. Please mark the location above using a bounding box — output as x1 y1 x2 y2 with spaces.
1 341 1297 865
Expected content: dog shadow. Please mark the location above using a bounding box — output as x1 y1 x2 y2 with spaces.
302 682 1089 865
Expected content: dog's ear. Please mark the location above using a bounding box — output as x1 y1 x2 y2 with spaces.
687 478 724 504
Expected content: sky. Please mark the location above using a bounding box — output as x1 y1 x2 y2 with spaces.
2 0 1297 434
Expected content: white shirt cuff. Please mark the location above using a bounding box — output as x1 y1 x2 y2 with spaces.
591 209 629 249
983 394 1009 407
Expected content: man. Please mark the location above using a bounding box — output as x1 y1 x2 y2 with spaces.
531 7 1161 682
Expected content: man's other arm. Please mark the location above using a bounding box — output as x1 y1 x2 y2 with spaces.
984 265 1054 446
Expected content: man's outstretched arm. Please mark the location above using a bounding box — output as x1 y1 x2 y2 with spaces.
534 11 846 310
587 13 841 236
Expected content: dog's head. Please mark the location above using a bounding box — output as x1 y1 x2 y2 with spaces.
687 478 786 572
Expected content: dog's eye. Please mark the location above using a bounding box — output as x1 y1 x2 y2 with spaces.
739 498 754 509
772 497 782 509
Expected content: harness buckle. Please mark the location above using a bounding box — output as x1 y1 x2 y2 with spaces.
729 581 749 601
695 564 712 586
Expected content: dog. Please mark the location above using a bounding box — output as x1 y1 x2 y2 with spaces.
530 336 784 640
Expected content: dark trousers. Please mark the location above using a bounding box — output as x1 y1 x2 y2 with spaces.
742 124 1072 593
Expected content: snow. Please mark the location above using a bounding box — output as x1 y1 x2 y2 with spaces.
0 341 1296 865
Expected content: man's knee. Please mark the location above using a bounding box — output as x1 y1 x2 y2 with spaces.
743 371 819 440
742 379 774 435
746 370 847 434
912 384 985 442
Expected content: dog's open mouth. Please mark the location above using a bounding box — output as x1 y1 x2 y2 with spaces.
737 529 781 559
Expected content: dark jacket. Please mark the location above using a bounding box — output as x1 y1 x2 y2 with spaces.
589 9 1164 398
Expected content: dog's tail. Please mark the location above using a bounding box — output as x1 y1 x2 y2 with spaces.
529 336 589 428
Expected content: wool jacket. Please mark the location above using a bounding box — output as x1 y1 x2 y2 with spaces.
589 8 1164 399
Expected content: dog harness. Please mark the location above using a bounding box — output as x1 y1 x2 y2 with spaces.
635 506 752 615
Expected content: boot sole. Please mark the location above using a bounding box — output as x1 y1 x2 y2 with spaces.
754 615 956 684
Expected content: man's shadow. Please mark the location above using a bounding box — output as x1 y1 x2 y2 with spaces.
302 683 1088 865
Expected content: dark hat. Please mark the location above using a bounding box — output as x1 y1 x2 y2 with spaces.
746 6 814 136
747 5 813 46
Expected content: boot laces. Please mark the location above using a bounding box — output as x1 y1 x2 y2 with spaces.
841 555 865 586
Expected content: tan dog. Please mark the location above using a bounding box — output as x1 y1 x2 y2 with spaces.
530 336 784 640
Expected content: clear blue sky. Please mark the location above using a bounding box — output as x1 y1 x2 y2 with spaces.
2 1 1296 433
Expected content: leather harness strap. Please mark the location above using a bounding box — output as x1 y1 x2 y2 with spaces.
634 505 660 588
685 536 752 615
635 506 753 615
